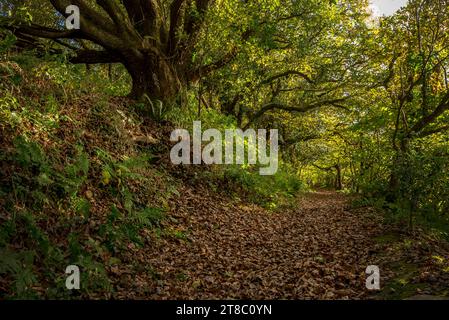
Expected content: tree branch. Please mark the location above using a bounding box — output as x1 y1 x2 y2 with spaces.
260 70 314 85
417 125 449 138
189 47 238 82
167 0 186 55
69 49 121 64
244 98 349 129
49 0 127 50
96 0 134 35
5 23 83 40
409 91 449 135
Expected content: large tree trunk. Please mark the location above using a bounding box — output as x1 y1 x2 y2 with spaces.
125 53 183 104
8 0 236 109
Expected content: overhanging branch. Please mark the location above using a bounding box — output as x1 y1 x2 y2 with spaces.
69 49 121 64
5 23 83 40
244 97 350 129
189 47 238 82
260 70 314 85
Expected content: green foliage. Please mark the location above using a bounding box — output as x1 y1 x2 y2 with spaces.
163 97 306 207
0 95 168 299
2 0 449 300
96 148 149 186
133 95 169 122
0 248 37 299
0 136 167 298
389 145 449 234
2 136 90 211
0 92 22 127
0 210 66 299
100 205 164 253
223 164 305 208
0 32 16 53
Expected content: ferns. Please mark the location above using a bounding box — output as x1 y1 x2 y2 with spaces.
0 248 37 299
100 205 165 253
132 207 165 228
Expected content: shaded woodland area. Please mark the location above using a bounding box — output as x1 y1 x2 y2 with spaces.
0 0 449 300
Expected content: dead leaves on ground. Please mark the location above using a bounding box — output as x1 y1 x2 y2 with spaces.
114 190 394 299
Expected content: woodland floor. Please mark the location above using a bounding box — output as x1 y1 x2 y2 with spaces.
113 188 449 300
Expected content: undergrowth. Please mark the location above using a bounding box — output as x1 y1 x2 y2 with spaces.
0 50 305 298
0 53 174 299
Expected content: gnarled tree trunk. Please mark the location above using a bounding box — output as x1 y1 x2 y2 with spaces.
124 53 182 103
4 0 238 110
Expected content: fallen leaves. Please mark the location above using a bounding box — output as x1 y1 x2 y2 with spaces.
115 190 388 299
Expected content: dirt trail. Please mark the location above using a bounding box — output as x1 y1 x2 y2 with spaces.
118 189 387 299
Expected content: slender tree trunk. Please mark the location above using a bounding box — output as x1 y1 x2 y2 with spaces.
335 164 343 190
387 138 410 202
108 64 113 81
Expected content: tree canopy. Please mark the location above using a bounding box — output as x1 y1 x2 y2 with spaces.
1 0 449 300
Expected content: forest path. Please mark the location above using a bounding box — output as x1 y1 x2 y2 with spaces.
124 189 385 299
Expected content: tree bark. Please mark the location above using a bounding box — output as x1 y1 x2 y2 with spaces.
3 0 239 108
387 137 409 203
124 53 182 104
335 164 342 190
